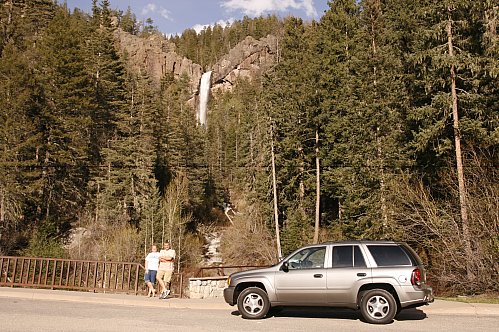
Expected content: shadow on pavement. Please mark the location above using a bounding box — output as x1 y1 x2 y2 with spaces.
395 308 427 321
230 306 427 322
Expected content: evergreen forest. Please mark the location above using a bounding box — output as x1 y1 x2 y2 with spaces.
0 0 497 295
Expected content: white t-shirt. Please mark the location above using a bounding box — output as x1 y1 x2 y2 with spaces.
158 249 176 270
145 252 160 271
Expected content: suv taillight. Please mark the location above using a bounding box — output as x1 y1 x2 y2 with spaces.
411 268 422 286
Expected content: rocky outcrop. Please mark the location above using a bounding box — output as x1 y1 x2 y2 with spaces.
114 29 278 96
114 29 203 93
210 35 278 93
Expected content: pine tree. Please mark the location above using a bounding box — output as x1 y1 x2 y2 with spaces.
261 17 320 251
120 6 138 35
155 73 210 224
315 0 362 238
316 0 413 239
0 39 39 252
31 6 94 233
351 0 412 237
86 0 134 226
0 0 58 250
94 68 158 227
0 0 56 55
408 0 498 282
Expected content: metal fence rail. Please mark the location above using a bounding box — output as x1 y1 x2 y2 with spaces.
0 256 255 298
195 265 267 278
0 256 143 294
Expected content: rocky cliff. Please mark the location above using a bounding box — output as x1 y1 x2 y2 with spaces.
115 29 278 97
114 29 203 93
210 35 278 93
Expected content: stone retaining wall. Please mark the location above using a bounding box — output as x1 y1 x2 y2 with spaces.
188 277 228 299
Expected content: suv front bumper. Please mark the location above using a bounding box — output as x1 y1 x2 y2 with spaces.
224 286 236 306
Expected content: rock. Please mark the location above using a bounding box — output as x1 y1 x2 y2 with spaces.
114 29 202 93
114 29 278 107
211 35 278 94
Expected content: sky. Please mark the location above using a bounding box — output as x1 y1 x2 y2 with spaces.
63 0 331 36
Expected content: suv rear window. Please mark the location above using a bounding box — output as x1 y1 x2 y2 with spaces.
367 245 413 266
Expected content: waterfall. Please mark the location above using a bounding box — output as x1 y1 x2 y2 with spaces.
203 231 223 265
198 71 212 126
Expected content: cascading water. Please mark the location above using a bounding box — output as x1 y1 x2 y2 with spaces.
203 231 223 265
198 71 212 126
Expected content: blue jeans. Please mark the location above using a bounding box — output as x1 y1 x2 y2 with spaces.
144 270 157 284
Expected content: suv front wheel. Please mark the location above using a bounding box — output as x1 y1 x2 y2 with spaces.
360 289 397 324
237 287 270 319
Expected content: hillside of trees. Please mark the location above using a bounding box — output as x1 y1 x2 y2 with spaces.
0 0 497 295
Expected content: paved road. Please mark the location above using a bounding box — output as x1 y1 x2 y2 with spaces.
1 287 498 331
1 297 498 332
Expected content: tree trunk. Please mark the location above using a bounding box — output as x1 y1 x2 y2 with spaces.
270 118 282 259
484 3 497 46
313 129 320 244
370 0 389 233
0 188 4 223
447 10 473 280
297 118 306 220
377 128 389 232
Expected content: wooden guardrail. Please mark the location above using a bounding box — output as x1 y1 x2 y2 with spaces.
0 256 145 294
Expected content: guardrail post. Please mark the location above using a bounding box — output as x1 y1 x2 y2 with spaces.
134 264 140 295
12 257 17 287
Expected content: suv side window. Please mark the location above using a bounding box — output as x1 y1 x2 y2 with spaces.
332 246 367 268
288 247 326 269
354 246 367 267
367 245 412 266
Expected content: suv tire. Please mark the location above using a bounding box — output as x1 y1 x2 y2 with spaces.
360 289 397 324
237 287 270 319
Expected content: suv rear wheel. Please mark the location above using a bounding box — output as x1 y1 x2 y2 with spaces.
360 289 397 324
237 287 270 319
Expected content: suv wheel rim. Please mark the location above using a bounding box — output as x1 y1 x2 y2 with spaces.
366 295 390 320
242 293 264 315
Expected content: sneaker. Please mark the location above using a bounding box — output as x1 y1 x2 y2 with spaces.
159 291 166 299
165 290 170 297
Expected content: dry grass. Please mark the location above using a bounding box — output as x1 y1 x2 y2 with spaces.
438 293 499 304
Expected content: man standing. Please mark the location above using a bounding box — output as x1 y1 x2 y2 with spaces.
157 242 176 299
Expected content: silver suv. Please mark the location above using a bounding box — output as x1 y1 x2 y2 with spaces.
224 240 433 324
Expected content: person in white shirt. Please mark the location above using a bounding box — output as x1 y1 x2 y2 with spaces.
144 245 160 297
157 242 176 299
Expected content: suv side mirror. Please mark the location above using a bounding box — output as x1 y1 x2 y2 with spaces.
281 261 289 272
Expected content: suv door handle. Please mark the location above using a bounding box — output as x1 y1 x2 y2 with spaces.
357 273 366 277
313 274 323 278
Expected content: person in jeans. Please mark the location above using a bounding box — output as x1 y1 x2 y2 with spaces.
144 245 160 297
157 242 176 299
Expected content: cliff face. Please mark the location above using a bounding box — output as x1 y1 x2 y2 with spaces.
115 29 203 93
210 35 278 93
115 29 278 97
